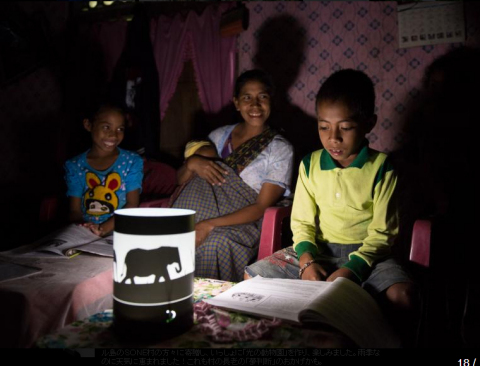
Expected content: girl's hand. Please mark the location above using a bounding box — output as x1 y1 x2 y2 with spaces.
326 267 358 283
195 220 215 248
187 156 228 186
81 222 104 237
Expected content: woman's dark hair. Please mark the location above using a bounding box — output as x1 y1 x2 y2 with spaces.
234 69 275 98
316 69 375 123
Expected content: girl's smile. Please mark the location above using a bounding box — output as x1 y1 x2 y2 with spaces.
84 110 126 157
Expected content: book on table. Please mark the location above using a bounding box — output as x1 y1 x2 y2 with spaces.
2 224 113 258
206 276 400 348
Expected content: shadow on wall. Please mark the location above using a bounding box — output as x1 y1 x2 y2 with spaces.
190 15 320 178
393 46 480 218
391 46 480 348
254 15 320 176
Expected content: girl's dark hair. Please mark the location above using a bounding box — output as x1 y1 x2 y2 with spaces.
316 69 375 123
234 69 275 98
87 103 126 123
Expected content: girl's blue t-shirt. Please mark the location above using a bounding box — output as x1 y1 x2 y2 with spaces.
64 148 143 224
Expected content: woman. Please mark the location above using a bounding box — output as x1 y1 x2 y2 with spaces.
173 69 294 281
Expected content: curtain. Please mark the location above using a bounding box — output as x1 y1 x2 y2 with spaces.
92 20 128 83
107 4 160 159
151 4 237 120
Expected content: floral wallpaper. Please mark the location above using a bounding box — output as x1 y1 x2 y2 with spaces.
238 1 479 154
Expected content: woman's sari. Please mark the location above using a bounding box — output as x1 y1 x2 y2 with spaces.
171 127 278 281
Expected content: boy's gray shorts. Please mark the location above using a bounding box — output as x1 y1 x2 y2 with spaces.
245 244 414 296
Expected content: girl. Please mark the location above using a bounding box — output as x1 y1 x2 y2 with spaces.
64 104 143 237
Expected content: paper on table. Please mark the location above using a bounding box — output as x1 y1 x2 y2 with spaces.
1 224 113 258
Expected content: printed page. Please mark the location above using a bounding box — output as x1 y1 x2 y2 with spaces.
64 235 113 257
2 224 103 257
300 277 400 348
205 276 332 322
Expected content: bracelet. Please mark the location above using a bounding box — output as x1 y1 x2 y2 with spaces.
298 259 317 278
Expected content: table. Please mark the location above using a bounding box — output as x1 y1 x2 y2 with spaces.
0 254 113 348
36 278 354 348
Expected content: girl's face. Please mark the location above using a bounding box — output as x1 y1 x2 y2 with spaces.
233 80 271 128
84 110 125 155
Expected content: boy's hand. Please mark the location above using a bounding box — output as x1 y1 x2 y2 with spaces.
299 253 328 281
326 267 359 284
302 263 328 281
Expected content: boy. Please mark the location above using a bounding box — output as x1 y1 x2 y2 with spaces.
245 69 417 346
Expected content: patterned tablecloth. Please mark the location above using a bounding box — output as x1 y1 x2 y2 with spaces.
36 278 353 348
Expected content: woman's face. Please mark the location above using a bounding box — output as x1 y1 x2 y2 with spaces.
233 80 271 128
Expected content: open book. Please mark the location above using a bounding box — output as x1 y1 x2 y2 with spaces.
206 276 400 348
2 224 113 258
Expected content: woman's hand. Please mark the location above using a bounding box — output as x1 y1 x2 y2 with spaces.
326 267 359 284
195 220 215 248
186 156 228 186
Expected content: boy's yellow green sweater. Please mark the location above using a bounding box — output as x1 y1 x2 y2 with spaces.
292 143 398 281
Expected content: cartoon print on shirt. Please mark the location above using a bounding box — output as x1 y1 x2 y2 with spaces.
84 172 121 217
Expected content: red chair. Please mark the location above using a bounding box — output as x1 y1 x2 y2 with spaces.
257 207 432 268
409 219 432 268
140 160 177 204
257 205 293 260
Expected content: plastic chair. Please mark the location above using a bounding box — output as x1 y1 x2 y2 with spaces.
257 205 293 261
257 207 432 269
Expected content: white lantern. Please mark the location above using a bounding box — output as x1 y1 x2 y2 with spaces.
113 208 195 341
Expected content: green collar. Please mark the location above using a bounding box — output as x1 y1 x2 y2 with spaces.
320 140 370 170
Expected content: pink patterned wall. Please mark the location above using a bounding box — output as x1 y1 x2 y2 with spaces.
238 1 479 154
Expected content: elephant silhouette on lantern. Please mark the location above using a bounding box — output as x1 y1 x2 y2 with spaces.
118 246 182 284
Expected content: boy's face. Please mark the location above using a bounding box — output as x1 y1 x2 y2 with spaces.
84 110 125 155
316 100 376 168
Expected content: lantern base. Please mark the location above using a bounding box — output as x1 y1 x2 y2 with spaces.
112 297 193 344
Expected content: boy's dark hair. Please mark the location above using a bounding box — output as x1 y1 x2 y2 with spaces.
316 69 375 123
234 69 275 98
